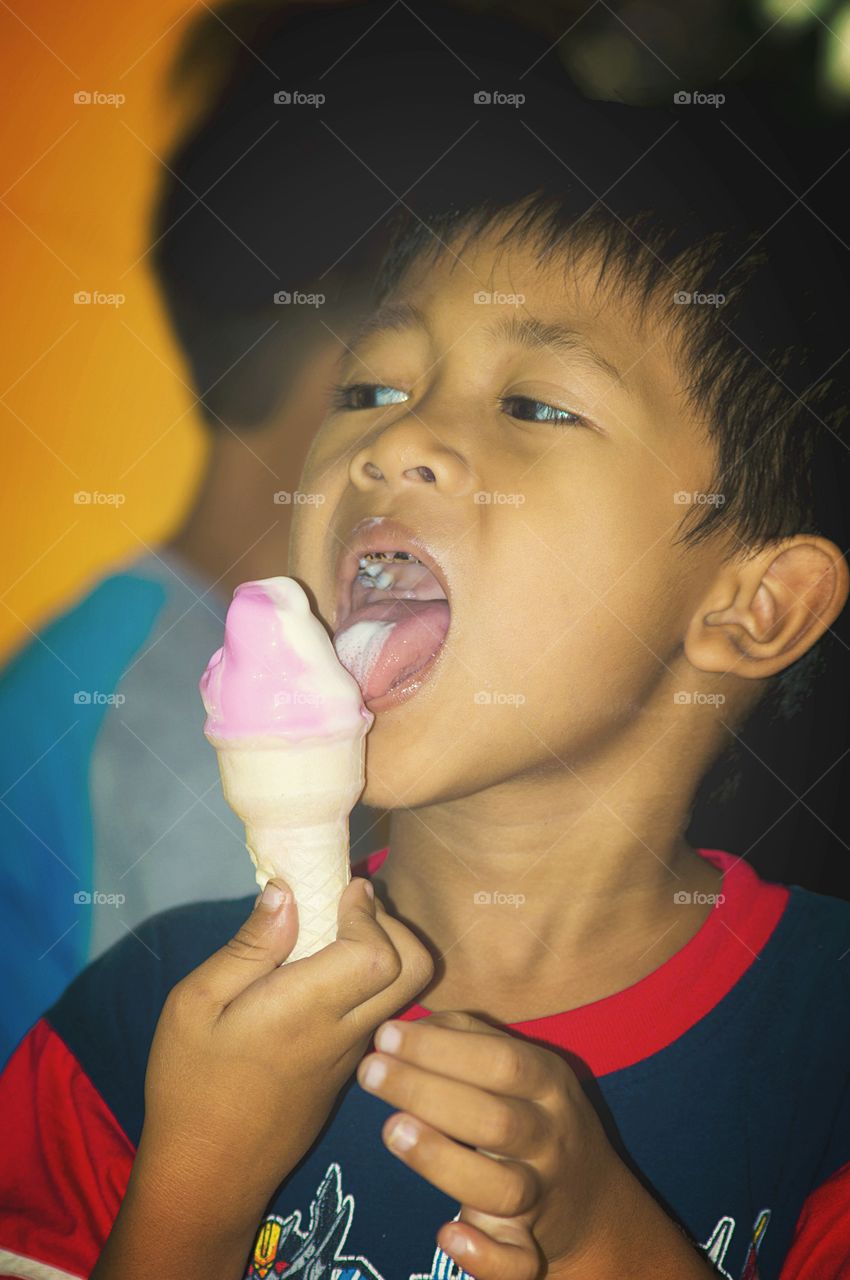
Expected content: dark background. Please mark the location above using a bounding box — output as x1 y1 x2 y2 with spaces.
501 0 850 897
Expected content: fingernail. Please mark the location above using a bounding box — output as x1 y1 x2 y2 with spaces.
363 879 374 900
361 1057 387 1089
447 1230 472 1258
375 1022 402 1053
260 881 289 911
387 1117 419 1151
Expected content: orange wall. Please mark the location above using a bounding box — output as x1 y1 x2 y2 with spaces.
0 1 212 659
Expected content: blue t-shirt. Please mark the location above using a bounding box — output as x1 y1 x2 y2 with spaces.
1 847 849 1280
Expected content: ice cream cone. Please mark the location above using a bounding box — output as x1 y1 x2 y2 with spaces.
211 732 367 961
199 577 374 964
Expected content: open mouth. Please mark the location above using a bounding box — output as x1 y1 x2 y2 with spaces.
333 547 451 708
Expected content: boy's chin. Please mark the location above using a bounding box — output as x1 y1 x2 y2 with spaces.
358 776 439 812
358 765 491 812
358 781 414 812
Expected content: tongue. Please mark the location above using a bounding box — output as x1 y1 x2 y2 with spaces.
333 599 450 702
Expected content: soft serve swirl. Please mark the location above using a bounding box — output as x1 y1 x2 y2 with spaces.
200 577 373 744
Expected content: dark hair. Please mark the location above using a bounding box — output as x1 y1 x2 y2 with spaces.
149 0 569 429
368 91 850 714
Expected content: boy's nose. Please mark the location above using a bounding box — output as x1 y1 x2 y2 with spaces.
363 462 436 484
349 426 473 496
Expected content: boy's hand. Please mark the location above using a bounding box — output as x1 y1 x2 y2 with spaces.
136 876 433 1238
356 1010 715 1280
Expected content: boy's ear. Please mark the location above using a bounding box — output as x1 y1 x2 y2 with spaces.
685 535 850 678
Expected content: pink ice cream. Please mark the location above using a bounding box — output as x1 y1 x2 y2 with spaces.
200 577 373 745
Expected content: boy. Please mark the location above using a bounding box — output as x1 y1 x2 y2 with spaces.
3 71 850 1280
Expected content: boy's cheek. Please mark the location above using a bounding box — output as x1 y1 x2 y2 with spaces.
377 610 666 797
287 496 337 607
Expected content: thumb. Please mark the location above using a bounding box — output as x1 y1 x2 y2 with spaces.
195 877 300 1009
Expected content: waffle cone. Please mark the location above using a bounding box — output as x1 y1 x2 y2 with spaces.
213 733 366 963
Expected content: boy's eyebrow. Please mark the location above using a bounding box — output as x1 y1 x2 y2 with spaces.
484 314 624 385
347 301 427 351
347 301 623 384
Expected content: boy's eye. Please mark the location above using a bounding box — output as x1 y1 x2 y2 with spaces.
330 384 586 430
330 383 409 411
499 395 585 428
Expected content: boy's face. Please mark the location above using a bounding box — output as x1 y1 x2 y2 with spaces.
289 228 725 809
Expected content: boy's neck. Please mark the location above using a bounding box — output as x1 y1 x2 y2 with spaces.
373 758 726 1024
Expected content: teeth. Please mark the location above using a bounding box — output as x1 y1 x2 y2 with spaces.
359 550 419 563
357 564 394 589
356 550 421 592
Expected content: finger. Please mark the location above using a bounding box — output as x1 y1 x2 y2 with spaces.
425 1010 506 1036
184 877 299 1009
437 1217 542 1280
371 1015 555 1100
275 878 432 1019
357 1053 546 1158
380 1113 539 1219
347 902 435 1027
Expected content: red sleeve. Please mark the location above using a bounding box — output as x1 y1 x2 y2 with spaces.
779 1159 850 1279
0 1018 135 1280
